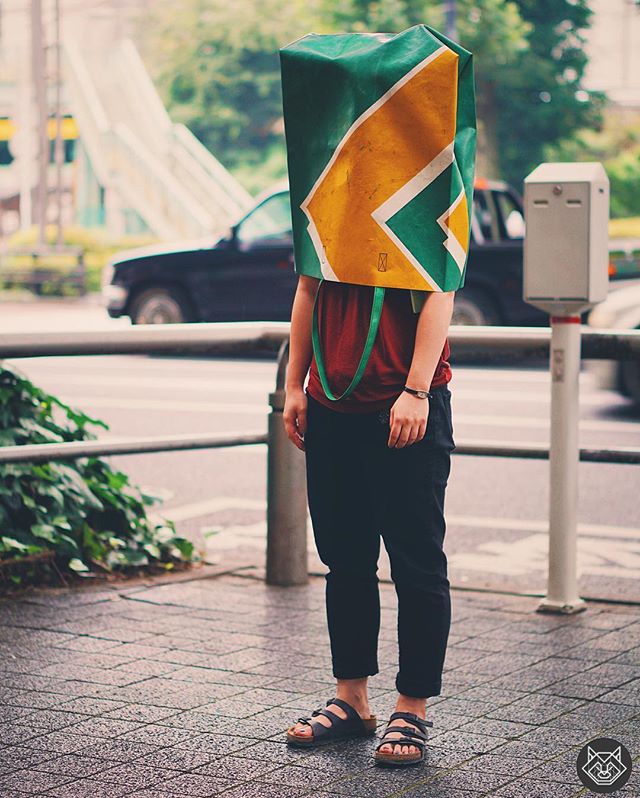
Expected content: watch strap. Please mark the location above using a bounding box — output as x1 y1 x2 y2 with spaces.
403 386 433 399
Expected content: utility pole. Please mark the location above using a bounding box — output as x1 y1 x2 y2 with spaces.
30 0 48 246
444 0 457 42
53 0 64 246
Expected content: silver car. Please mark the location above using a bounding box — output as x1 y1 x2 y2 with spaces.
587 278 640 403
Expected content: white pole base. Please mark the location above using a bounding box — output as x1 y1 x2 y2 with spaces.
536 596 587 615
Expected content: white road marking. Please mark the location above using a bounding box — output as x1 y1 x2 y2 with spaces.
64 397 268 414
146 497 639 580
199 519 640 580
452 389 621 406
449 534 640 578
451 368 596 386
15 374 274 394
8 356 276 376
204 521 268 553
451 413 640 434
64 396 640 435
154 498 639 543
447 515 640 540
151 496 266 523
15 372 623 407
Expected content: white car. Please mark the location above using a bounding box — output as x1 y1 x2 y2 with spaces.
587 278 640 403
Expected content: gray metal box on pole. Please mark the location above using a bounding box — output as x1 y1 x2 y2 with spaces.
524 162 609 316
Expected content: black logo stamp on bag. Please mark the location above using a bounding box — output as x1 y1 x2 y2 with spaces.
576 738 632 793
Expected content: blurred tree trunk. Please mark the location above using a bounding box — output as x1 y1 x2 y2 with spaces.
476 79 500 179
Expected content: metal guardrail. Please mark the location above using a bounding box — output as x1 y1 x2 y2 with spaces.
2 322 640 360
0 247 87 296
1 322 640 584
0 432 268 464
1 323 639 468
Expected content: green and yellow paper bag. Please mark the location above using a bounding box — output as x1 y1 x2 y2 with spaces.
280 25 476 400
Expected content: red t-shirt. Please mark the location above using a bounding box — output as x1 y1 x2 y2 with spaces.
306 281 451 414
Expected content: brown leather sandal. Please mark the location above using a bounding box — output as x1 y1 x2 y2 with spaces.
286 696 377 747
373 710 432 766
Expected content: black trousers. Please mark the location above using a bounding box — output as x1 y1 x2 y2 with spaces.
304 383 455 698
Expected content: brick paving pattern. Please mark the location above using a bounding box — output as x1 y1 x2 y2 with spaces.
0 572 639 797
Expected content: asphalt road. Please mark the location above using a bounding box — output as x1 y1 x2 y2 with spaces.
3 297 640 604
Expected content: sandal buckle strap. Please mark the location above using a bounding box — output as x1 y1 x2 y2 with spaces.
380 724 427 742
388 711 432 733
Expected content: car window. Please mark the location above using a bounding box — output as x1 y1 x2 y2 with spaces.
473 190 499 242
236 193 292 247
493 190 525 240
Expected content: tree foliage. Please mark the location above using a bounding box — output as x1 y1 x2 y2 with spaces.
138 0 604 193
138 0 314 193
546 110 640 218
494 0 605 188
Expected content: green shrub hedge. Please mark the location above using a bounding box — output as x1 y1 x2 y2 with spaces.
1 225 159 295
0 363 197 588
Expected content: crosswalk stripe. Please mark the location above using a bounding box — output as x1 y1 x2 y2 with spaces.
12 372 621 407
151 498 639 542
69 396 640 435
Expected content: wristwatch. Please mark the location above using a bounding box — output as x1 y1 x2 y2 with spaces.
403 386 433 400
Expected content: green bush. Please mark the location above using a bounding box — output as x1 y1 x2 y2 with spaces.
607 151 640 219
0 363 197 588
3 225 160 295
609 217 640 239
544 110 640 219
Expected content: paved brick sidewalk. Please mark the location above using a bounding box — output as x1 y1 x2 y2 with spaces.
0 571 638 798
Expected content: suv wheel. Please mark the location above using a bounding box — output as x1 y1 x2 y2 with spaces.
129 287 193 325
451 289 500 326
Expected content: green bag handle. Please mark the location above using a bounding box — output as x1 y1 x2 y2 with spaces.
311 279 385 401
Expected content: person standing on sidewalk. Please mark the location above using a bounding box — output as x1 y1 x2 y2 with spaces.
282 275 456 767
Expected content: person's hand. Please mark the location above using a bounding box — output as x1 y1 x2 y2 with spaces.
388 391 429 448
283 386 307 452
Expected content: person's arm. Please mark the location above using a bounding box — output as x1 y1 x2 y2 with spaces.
283 274 319 451
388 290 456 448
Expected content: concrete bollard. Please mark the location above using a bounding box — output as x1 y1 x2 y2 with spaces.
266 340 309 586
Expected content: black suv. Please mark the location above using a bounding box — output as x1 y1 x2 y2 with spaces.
103 179 547 327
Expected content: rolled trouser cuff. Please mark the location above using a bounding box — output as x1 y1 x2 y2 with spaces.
333 662 379 680
395 672 442 699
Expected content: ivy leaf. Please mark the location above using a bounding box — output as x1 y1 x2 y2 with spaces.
68 558 90 573
120 549 149 567
30 524 57 543
143 543 161 559
171 538 194 560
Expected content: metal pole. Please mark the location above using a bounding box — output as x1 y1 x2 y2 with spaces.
538 315 586 614
53 0 64 246
17 5 34 230
266 339 309 586
30 0 47 245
